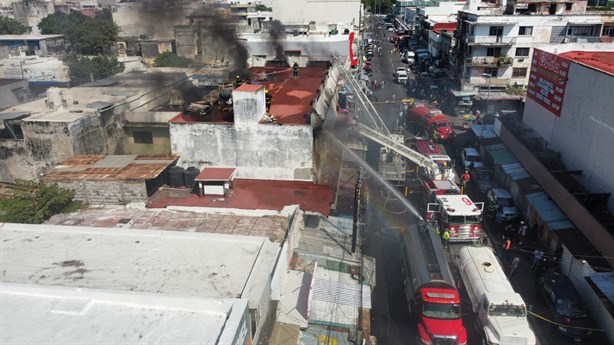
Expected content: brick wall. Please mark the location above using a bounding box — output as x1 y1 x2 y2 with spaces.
55 179 148 206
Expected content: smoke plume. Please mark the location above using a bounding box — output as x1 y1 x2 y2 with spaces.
268 20 288 65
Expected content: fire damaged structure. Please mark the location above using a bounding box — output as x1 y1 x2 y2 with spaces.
170 65 341 181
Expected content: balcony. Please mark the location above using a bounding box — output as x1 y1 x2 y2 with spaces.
563 35 601 43
465 35 516 46
465 56 514 67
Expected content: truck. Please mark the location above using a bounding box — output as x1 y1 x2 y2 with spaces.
455 246 536 345
427 194 483 242
406 103 455 140
401 223 468 345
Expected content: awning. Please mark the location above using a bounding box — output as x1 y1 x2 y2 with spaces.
451 90 478 97
474 92 523 101
0 111 30 121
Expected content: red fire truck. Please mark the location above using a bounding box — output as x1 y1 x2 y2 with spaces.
406 103 455 140
401 222 468 345
427 194 484 242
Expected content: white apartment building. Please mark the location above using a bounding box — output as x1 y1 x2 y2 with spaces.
453 0 614 93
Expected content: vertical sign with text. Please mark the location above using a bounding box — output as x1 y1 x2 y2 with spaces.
527 49 571 117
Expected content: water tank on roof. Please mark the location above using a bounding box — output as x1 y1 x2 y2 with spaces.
184 166 200 188
169 166 185 188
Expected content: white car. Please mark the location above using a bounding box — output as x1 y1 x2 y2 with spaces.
396 70 409 84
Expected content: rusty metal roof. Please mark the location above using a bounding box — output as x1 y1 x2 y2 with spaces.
41 154 179 182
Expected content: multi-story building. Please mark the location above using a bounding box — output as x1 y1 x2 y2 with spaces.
452 0 614 97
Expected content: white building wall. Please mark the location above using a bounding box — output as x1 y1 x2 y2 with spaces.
170 122 313 180
467 15 605 86
549 63 614 211
272 0 361 26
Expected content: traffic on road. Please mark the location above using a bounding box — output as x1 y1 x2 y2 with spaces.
359 13 604 345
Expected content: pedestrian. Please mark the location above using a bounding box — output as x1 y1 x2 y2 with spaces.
531 249 544 269
442 229 450 249
391 94 396 102
503 237 512 260
509 256 521 277
517 221 528 245
292 61 299 79
381 80 385 88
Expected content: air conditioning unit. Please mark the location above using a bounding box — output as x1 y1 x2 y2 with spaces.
518 58 525 62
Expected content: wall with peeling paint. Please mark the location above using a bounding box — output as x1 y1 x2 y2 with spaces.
55 180 148 206
0 139 31 183
170 121 313 181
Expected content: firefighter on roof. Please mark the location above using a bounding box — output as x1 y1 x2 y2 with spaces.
265 89 272 113
292 62 299 79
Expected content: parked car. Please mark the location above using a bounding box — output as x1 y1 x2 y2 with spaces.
486 187 519 223
472 167 493 193
537 271 594 342
460 147 484 170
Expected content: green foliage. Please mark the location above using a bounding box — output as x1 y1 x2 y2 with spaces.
153 52 193 67
362 0 393 13
506 83 526 96
255 4 272 11
0 180 83 224
63 52 125 86
0 15 28 34
38 10 120 55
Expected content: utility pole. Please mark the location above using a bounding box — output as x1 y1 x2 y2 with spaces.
352 168 363 253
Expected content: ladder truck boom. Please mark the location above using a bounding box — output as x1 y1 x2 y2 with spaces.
355 122 439 177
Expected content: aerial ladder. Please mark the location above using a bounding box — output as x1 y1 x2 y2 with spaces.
331 52 440 180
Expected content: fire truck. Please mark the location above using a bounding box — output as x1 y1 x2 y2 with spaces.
406 103 455 140
401 222 468 345
427 194 484 242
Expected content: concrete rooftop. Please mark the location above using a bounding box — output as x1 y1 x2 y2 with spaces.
1 283 245 345
0 223 279 303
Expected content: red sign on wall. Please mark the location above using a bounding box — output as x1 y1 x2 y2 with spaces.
527 49 571 117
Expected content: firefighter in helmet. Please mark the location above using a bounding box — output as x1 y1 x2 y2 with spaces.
265 89 272 113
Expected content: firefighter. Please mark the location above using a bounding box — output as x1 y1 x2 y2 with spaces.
235 75 243 87
442 229 450 249
292 62 299 79
408 98 415 107
460 170 470 194
265 89 272 113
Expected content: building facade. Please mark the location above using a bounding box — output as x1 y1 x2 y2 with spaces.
452 0 614 93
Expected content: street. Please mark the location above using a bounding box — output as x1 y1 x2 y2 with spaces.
359 14 604 345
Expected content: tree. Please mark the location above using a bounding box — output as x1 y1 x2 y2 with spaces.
0 180 83 224
154 52 193 67
62 52 125 86
0 15 28 34
38 10 120 55
362 0 393 14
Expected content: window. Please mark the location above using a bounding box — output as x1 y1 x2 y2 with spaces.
484 68 498 77
565 2 573 10
513 68 528 77
133 131 153 144
515 47 530 57
604 26 614 37
486 47 501 57
567 25 594 36
518 26 533 35
489 26 503 36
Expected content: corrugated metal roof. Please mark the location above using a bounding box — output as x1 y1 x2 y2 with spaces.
312 278 371 309
501 162 530 180
549 219 574 230
486 144 518 165
587 272 614 308
526 191 567 223
470 124 497 139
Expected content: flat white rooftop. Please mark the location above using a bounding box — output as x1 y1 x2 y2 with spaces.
0 223 279 304
0 283 247 345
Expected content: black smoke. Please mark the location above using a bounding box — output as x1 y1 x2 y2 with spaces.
203 8 251 80
268 20 288 65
